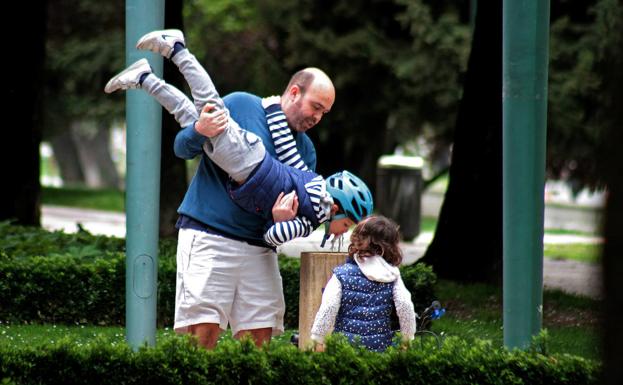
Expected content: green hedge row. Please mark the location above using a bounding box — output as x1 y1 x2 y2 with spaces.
0 224 436 328
0 335 599 385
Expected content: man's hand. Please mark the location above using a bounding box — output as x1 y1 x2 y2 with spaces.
195 103 227 138
272 191 299 222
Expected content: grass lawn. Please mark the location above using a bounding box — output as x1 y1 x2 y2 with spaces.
544 243 601 263
432 280 601 360
0 323 296 350
42 186 125 212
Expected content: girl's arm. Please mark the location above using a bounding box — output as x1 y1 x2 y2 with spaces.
311 275 342 344
393 276 417 341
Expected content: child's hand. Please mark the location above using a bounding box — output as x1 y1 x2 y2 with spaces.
271 191 299 222
195 103 227 138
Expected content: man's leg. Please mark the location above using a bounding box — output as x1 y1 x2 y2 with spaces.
234 328 273 348
190 323 221 349
174 229 235 350
230 244 286 346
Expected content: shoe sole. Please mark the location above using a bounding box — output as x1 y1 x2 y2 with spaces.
136 29 185 58
104 58 150 93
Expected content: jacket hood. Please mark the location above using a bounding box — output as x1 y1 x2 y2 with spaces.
354 254 399 283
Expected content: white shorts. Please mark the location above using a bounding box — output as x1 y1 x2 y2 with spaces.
174 228 285 336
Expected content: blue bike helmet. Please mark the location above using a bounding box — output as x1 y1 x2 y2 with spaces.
325 170 374 222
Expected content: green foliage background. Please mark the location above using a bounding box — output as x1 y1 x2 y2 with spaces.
43 0 621 187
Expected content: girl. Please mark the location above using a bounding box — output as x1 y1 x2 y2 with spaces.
311 215 416 352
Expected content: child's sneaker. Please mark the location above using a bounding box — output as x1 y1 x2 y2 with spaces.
136 29 185 59
104 58 151 93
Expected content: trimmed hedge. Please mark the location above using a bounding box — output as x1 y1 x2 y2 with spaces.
0 224 436 329
0 336 599 385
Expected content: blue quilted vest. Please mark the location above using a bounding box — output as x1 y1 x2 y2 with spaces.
228 153 321 229
333 258 395 352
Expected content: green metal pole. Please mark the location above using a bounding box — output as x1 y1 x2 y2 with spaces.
125 0 164 350
470 0 477 32
502 0 550 349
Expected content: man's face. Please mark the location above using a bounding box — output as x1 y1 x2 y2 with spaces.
283 84 335 133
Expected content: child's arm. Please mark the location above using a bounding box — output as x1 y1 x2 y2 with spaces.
311 274 342 345
393 276 417 341
263 215 314 247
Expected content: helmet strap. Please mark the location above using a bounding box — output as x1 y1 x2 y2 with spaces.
320 222 331 248
320 206 336 248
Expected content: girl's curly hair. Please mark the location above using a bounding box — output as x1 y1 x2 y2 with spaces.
349 215 403 266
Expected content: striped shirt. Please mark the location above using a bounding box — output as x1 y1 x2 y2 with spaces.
261 96 332 247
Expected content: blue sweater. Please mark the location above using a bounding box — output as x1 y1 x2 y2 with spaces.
174 92 317 246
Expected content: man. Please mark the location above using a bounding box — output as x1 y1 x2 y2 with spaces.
150 31 336 349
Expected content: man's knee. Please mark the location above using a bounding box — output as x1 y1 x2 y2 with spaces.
190 323 221 349
234 327 272 347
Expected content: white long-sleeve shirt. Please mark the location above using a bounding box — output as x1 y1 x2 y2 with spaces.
311 255 417 344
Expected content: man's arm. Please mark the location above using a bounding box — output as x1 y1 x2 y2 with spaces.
173 122 208 160
174 104 228 159
271 191 299 222
297 133 317 172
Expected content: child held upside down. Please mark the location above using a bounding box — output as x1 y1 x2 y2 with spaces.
311 215 417 352
105 29 373 247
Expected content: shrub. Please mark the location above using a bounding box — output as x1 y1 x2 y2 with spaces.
0 336 600 385
0 224 437 329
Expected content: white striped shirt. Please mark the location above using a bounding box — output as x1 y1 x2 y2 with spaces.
263 96 309 171
261 96 331 246
263 175 333 246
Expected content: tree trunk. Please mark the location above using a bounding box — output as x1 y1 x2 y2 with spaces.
1 2 47 226
49 131 85 185
419 1 503 283
602 107 623 385
71 120 120 189
600 7 623 382
159 0 188 238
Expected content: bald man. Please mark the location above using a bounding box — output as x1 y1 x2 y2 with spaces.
279 68 335 133
105 29 335 349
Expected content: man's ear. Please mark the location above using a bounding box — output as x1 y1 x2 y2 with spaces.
331 204 339 215
288 85 301 101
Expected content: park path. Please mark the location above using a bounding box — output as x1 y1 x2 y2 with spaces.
41 204 603 299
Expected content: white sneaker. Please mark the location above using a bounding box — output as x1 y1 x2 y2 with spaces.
104 58 152 93
136 29 185 59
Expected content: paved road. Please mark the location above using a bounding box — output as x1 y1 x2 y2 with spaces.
41 205 603 299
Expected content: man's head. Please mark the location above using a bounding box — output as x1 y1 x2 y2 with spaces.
281 67 335 133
